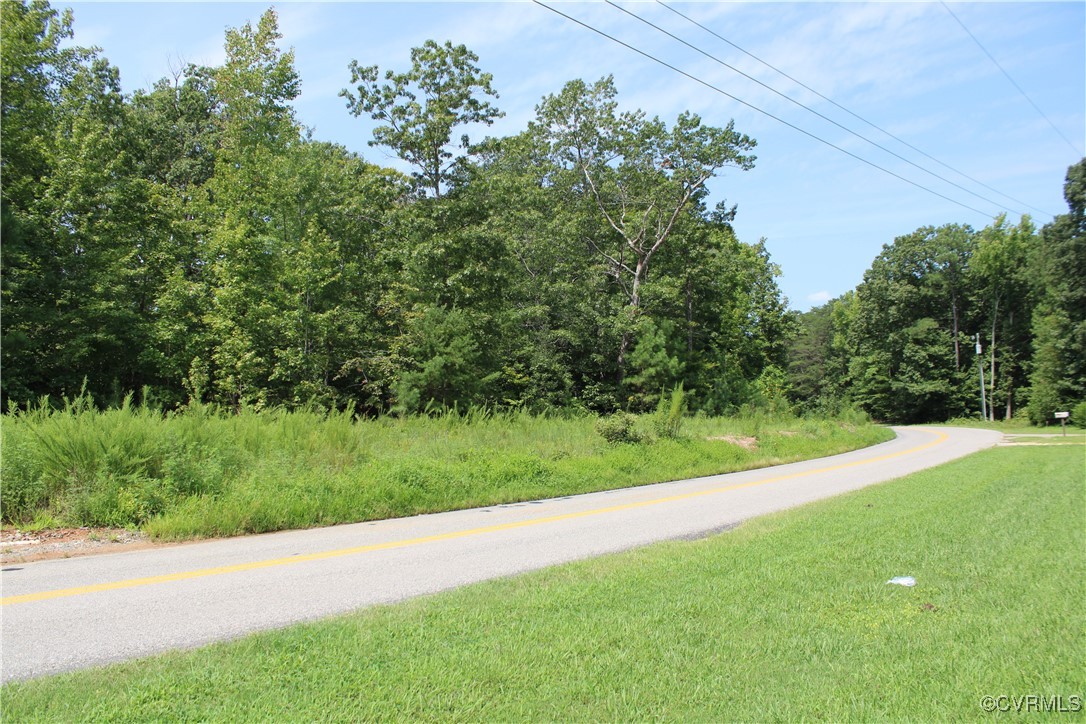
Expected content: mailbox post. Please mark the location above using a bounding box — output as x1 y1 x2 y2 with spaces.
1055 411 1069 436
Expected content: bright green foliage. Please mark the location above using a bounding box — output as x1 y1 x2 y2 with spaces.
890 318 969 423
785 292 860 418
751 364 790 414
784 189 1082 425
651 382 687 439
0 2 797 416
0 1 130 403
126 68 220 406
1 389 230 525
1072 400 1086 428
1026 304 1070 424
837 224 977 423
203 9 301 408
626 318 684 411
531 76 757 378
787 301 841 412
392 306 492 414
342 40 503 199
969 214 1036 420
122 9 411 412
1028 159 1086 420
594 412 640 444
0 1 80 187
10 0 1075 427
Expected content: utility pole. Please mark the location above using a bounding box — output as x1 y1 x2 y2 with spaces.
975 334 987 421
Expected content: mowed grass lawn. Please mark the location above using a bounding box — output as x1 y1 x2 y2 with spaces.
4 445 1083 721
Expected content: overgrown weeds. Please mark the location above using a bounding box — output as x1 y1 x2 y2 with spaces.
652 383 687 439
1 391 890 539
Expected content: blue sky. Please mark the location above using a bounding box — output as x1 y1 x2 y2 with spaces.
63 1 1085 310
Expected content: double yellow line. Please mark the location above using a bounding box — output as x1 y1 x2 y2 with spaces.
2 429 947 606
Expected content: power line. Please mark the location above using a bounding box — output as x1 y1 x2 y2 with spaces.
657 0 1057 218
940 1 1083 157
532 0 995 219
606 0 1032 219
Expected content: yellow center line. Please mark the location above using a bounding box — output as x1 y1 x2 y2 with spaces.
2 429 949 606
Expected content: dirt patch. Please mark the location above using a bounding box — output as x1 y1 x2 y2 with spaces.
1 527 177 564
706 435 759 451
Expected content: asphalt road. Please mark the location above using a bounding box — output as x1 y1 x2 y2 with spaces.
1 425 1001 682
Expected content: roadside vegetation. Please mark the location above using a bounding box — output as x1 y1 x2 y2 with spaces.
3 3 1081 715
4 3 1084 431
0 389 888 539
4 445 1080 721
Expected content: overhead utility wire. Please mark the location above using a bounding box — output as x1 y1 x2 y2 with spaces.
940 1 1082 158
608 1 1028 219
532 1 994 218
658 0 1057 218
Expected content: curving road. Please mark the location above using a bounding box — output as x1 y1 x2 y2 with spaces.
1 426 1000 682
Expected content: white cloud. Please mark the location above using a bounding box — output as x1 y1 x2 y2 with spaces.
807 290 832 304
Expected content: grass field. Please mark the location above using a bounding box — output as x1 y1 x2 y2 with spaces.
4 444 1082 721
945 416 1086 437
1 400 889 539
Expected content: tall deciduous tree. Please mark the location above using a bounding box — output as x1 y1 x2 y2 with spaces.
1028 158 1086 421
1 1 85 210
127 65 221 403
1 0 160 404
270 141 409 409
532 76 756 377
970 214 1035 419
43 54 161 398
848 224 975 422
1 0 93 404
458 132 604 411
342 40 503 199
203 8 300 407
0 6 799 417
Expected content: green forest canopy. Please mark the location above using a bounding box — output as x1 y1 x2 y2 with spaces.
2 3 1083 424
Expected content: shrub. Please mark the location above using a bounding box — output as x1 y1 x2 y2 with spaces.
1026 386 1059 426
1072 400 1086 429
595 413 640 444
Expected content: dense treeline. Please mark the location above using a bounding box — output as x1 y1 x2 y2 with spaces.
3 3 1083 424
787 160 1086 424
1 4 791 415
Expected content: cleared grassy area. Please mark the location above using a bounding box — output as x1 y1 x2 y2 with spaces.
944 417 1085 437
1 401 889 540
1002 436 1085 446
4 446 1082 721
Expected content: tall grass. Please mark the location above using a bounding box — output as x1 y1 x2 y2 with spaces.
1 393 891 539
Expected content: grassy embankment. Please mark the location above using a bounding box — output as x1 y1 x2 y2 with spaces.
4 444 1081 720
1 397 889 539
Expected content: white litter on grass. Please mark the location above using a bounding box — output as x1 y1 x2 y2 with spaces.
886 576 916 587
